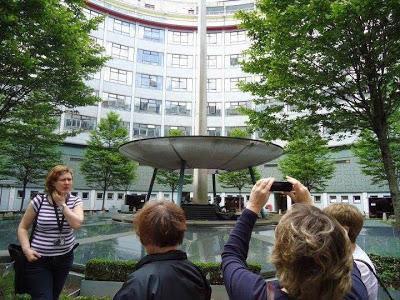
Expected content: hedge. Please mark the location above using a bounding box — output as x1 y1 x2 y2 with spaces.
369 254 400 289
85 255 400 288
85 259 261 285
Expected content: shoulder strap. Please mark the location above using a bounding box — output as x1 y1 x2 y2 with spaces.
29 194 45 243
354 259 394 300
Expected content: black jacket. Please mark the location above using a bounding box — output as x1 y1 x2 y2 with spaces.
113 250 211 300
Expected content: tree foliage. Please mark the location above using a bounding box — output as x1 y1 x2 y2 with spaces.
237 0 400 222
278 129 335 191
217 128 261 194
80 112 137 210
156 169 192 201
155 128 192 201
352 123 400 186
218 168 261 194
0 103 65 211
0 0 107 127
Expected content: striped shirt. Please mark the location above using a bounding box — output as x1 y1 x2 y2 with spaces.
31 193 83 256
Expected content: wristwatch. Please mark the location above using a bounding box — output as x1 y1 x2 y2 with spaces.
60 203 67 213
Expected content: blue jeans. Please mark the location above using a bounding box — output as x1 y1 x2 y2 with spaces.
24 250 74 300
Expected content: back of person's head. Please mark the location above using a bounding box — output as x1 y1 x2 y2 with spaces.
134 200 187 248
323 203 363 243
271 204 353 300
45 165 73 194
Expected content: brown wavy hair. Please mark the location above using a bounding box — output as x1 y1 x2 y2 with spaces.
134 200 187 247
323 203 363 243
45 165 73 194
271 204 353 300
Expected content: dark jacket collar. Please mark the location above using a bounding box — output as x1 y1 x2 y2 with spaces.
135 250 187 270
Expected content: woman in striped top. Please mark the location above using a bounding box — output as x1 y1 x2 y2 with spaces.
17 165 84 300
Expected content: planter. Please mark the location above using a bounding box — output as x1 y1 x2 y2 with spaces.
80 280 123 297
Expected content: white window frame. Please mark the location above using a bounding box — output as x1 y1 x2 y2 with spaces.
170 54 189 67
135 97 162 114
143 26 161 41
207 102 221 116
102 92 131 111
353 195 361 204
112 18 133 36
207 33 218 44
329 195 337 203
168 77 192 91
229 31 246 44
110 68 128 84
133 123 161 138
207 55 218 68
111 43 129 60
140 49 161 65
165 101 192 116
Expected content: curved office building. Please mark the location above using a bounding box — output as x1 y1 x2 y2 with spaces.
65 0 255 145
0 0 392 216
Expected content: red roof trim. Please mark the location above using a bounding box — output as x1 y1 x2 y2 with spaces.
86 2 239 32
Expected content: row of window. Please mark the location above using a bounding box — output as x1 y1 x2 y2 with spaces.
16 190 126 201
100 41 244 68
140 2 254 16
131 124 245 139
313 195 362 204
84 9 248 45
99 68 252 92
62 112 245 137
100 93 249 116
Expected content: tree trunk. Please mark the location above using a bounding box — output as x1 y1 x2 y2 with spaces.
19 180 28 212
375 126 400 226
102 185 107 211
171 188 175 202
238 188 242 211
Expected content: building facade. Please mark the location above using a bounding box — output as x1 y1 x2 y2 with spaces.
0 0 391 214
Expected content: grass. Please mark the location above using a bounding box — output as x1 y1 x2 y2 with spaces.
0 271 111 300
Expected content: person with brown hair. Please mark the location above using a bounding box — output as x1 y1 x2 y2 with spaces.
113 200 211 300
221 177 368 300
17 165 84 299
324 203 378 300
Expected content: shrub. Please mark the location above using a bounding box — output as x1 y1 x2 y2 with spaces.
85 259 136 282
369 254 400 289
85 258 261 285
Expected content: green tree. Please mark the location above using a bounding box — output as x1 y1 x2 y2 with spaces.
218 128 261 194
0 103 64 211
0 0 107 126
156 128 192 201
81 112 137 210
352 123 400 186
238 0 400 222
218 168 261 195
278 130 335 191
156 169 192 202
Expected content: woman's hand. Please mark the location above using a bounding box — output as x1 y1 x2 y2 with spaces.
23 247 41 262
52 191 67 206
285 176 313 205
247 177 275 214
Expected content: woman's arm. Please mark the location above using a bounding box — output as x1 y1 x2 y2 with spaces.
61 202 84 229
221 178 275 300
17 203 41 262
